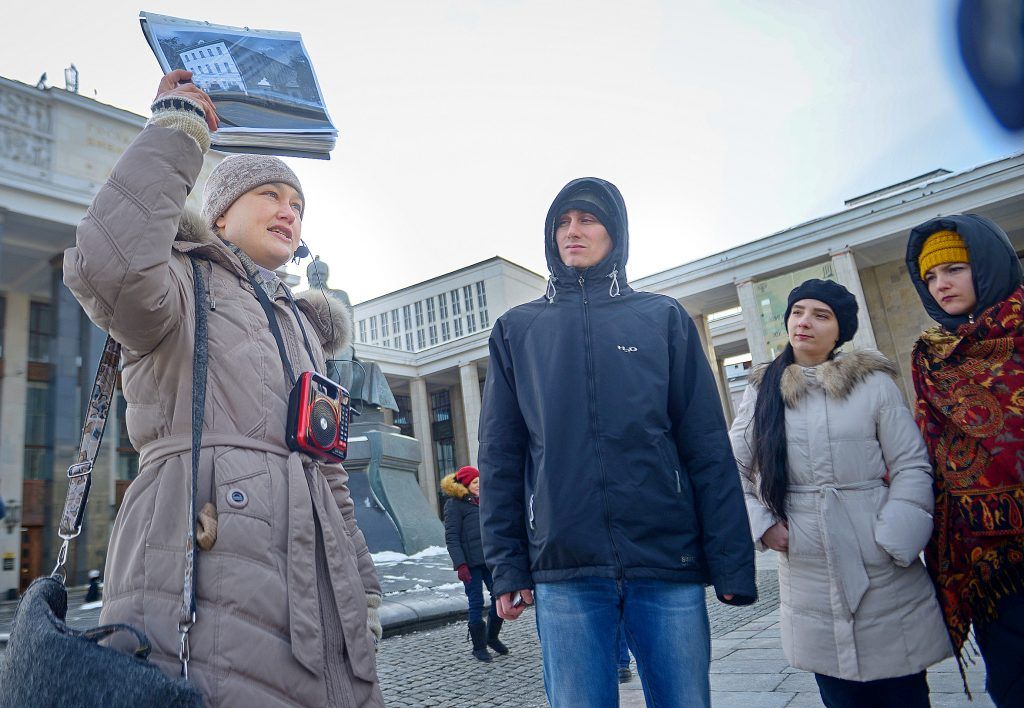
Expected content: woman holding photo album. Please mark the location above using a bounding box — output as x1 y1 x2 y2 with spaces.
62 70 385 706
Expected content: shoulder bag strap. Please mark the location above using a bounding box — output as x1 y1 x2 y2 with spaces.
177 256 209 679
51 335 122 582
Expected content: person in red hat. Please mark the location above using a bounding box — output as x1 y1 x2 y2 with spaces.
442 465 508 662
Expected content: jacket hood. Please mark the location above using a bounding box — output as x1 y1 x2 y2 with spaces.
544 177 630 289
440 473 470 500
905 213 1022 331
749 349 898 408
174 209 352 351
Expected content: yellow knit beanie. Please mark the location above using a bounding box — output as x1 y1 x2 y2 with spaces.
918 230 969 279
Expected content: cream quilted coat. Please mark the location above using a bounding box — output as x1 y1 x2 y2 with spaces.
63 125 383 706
729 350 951 681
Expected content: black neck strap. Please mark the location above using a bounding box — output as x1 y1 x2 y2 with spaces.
246 272 319 386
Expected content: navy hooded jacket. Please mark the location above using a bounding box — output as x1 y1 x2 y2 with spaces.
905 213 1023 329
478 178 756 604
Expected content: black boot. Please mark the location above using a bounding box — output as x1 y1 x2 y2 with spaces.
486 615 509 655
468 621 492 662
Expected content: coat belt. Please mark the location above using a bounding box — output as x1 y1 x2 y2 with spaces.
788 479 885 615
139 432 364 678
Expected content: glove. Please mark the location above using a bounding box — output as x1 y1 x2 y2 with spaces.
457 564 472 583
366 594 382 649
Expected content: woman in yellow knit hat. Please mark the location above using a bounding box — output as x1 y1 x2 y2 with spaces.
906 215 1024 706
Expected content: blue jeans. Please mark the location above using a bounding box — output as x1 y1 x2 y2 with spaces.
534 578 710 708
464 565 498 625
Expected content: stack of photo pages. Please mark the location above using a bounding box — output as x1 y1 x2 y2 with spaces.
140 11 337 159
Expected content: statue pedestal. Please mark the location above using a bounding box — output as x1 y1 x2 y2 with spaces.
344 408 445 555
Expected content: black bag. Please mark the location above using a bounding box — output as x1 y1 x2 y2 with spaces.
0 577 202 707
0 259 210 707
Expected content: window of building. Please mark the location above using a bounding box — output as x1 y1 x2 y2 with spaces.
381 313 389 337
0 294 6 359
403 305 412 330
416 329 426 350
358 319 367 343
394 337 401 349
429 325 438 346
381 339 390 348
393 395 414 437
453 318 463 337
426 297 436 323
476 281 488 309
369 315 378 341
215 62 222 72
480 310 490 329
391 309 400 334
216 45 223 55
467 313 477 334
438 292 448 319
28 301 53 363
116 392 139 481
405 332 414 351
431 390 456 477
414 301 424 327
23 382 51 480
441 322 450 341
451 289 461 316
463 285 474 312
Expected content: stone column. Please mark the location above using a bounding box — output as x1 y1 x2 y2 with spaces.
0 293 29 596
691 314 733 423
831 249 878 350
736 279 770 364
409 376 438 513
458 361 482 467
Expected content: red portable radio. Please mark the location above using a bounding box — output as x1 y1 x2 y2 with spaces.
286 371 352 462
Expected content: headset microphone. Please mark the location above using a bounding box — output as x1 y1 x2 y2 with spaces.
293 240 311 261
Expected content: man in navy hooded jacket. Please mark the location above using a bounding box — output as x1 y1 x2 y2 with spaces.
478 177 756 707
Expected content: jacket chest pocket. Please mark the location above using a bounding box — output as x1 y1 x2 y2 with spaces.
212 447 274 564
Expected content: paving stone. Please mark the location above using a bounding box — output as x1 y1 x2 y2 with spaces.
710 672 786 692
776 671 818 692
724 647 788 661
709 659 791 674
708 690 795 708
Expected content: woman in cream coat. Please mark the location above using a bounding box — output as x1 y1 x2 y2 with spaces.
729 279 950 708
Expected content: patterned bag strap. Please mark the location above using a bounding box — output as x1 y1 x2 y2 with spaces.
51 334 121 582
177 257 209 679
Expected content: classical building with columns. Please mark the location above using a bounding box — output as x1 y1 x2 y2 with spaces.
356 156 1024 516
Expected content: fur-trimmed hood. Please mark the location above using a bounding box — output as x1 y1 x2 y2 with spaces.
440 473 472 500
748 349 898 408
174 209 352 352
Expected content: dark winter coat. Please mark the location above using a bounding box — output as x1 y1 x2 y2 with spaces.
478 177 756 603
442 474 485 569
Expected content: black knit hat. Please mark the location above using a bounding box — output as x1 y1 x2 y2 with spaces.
551 187 617 244
784 279 859 349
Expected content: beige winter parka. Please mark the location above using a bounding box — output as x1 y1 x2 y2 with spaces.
63 125 384 706
729 350 951 681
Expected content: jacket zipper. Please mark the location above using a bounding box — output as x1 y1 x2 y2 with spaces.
579 274 624 575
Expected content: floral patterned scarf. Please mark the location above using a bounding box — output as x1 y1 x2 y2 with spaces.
912 284 1024 654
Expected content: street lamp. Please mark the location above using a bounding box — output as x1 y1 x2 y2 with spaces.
3 499 21 534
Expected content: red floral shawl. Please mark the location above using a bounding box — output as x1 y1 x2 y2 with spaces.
912 284 1024 653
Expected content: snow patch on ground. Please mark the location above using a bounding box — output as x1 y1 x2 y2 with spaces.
371 546 448 564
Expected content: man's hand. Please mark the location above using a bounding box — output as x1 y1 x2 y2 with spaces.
761 521 789 552
154 70 219 132
456 564 472 583
496 589 534 620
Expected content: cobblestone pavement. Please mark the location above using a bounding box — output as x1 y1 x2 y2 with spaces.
378 569 781 707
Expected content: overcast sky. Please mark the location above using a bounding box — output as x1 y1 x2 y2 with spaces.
7 1 1023 303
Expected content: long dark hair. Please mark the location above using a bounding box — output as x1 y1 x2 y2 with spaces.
751 343 796 520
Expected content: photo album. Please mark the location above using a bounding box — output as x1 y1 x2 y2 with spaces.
140 11 337 159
